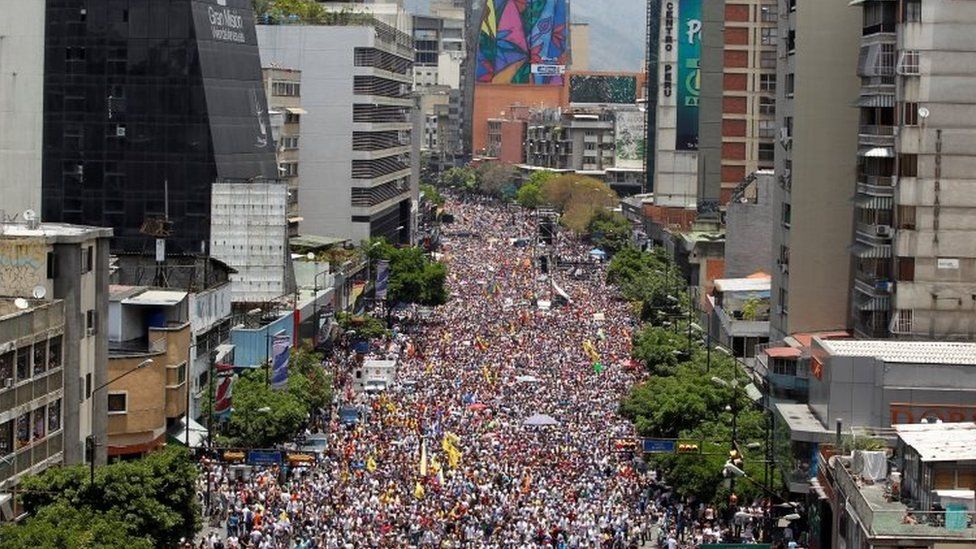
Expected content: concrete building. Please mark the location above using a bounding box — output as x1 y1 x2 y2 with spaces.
525 110 616 172
714 0 778 204
412 15 443 88
210 181 292 304
258 19 415 244
106 287 190 457
569 22 590 71
706 274 771 357
850 0 976 340
0 298 65 512
263 67 304 237
773 337 976 494
0 221 113 469
0 0 45 215
724 171 774 278
819 423 976 548
769 0 861 340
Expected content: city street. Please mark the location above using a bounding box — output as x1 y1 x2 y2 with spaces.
202 196 659 547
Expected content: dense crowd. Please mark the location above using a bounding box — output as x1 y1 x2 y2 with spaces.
193 196 784 548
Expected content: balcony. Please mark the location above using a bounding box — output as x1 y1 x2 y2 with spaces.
834 456 976 541
857 175 895 197
858 125 895 147
0 430 63 490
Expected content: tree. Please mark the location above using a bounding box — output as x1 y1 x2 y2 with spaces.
526 170 558 188
367 239 449 306
216 368 310 448
253 0 326 23
475 162 517 197
18 445 199 547
0 502 153 549
336 311 389 340
515 181 544 209
631 325 685 376
587 209 632 255
288 346 333 411
540 175 618 233
420 184 445 207
439 167 477 190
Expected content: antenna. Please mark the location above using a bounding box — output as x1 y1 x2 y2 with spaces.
14 298 29 310
31 286 47 299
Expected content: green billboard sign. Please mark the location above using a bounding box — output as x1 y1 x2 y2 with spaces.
676 0 701 151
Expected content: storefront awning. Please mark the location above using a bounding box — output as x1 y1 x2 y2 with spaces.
167 416 208 448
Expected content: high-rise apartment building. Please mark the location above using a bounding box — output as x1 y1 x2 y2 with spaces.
258 17 415 244
263 67 304 237
38 0 278 254
769 0 861 340
851 0 976 339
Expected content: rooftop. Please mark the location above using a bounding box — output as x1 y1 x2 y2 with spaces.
895 422 976 462
0 221 112 244
817 339 976 366
713 276 771 294
0 298 48 320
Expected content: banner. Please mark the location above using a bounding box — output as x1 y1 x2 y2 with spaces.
213 362 235 418
676 0 702 150
375 260 390 301
270 333 290 390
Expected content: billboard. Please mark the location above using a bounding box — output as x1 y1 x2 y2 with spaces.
676 0 701 150
614 109 645 169
569 75 638 104
476 0 569 85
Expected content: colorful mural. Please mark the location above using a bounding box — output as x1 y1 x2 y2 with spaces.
476 0 569 86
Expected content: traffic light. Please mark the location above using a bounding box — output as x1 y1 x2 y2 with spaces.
677 443 700 454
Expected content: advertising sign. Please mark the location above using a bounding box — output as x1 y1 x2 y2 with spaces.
642 438 677 453
375 260 390 301
246 450 282 465
676 0 702 150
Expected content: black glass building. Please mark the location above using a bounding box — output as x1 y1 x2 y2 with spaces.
42 0 278 254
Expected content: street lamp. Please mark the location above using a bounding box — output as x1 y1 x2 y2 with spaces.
88 358 155 484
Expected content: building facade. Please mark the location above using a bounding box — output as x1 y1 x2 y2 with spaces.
258 20 415 244
262 67 304 237
851 0 976 339
39 0 279 254
0 222 113 470
769 0 861 340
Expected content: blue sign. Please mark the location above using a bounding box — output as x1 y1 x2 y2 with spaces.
643 439 677 453
247 450 282 465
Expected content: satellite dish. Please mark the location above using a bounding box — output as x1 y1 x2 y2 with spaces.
22 209 36 221
918 106 930 119
32 286 46 299
14 298 29 310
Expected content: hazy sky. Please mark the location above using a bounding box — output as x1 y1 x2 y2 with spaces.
403 0 646 72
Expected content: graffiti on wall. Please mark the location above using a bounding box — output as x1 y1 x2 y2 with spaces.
614 109 645 169
476 0 568 85
0 239 47 296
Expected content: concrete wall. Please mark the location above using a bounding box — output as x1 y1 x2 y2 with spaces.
725 172 774 278
697 0 724 214
770 0 860 339
230 313 294 368
0 0 45 214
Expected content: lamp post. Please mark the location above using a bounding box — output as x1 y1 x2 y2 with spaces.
88 358 155 485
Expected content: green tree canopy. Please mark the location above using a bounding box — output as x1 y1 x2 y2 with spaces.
475 162 517 198
438 167 477 190
587 209 632 255
540 175 618 233
336 311 389 340
17 445 199 547
515 181 544 209
367 239 449 306
0 502 154 549
420 184 445 207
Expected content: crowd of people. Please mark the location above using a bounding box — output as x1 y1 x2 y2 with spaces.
193 196 781 548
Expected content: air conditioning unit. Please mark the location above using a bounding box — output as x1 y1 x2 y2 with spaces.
876 225 892 237
115 125 126 137
3 379 12 389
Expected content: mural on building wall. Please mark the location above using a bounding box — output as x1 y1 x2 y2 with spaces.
614 109 645 169
0 239 47 296
476 0 569 85
569 75 638 104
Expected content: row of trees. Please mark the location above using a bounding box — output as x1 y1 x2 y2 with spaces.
1 446 198 547
438 164 518 199
610 248 774 507
366 238 449 307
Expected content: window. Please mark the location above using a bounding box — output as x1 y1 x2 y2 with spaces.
778 288 789 314
760 50 777 69
48 399 61 433
758 120 776 138
86 309 97 334
761 4 778 22
65 47 86 61
898 205 916 229
785 73 795 95
898 257 915 281
771 359 797 376
899 153 918 177
16 348 29 382
178 363 187 385
47 252 58 279
272 81 301 97
280 136 299 150
760 96 776 115
0 352 12 387
761 27 778 45
33 342 46 376
782 202 792 227
759 74 776 92
903 0 921 22
895 309 914 333
0 420 12 456
280 162 299 177
897 50 920 75
107 393 127 414
16 413 29 449
902 102 918 126
779 245 791 265
759 143 775 162
285 112 301 124
49 336 62 370
32 406 45 441
86 372 92 399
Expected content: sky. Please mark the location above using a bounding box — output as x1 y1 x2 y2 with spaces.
403 0 646 72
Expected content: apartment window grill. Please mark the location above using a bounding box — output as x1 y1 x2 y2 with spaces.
761 4 778 22
353 47 412 75
280 136 299 150
352 156 410 179
760 50 777 69
272 81 301 97
353 131 406 151
897 50 920 75
280 162 299 177
353 104 409 124
901 102 918 126
758 119 776 138
354 76 409 98
892 309 914 334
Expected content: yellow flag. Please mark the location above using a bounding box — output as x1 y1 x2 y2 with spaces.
366 455 377 473
414 481 425 500
420 440 428 476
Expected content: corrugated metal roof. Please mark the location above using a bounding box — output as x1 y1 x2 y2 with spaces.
819 339 976 365
895 423 976 462
121 290 187 306
713 277 771 293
